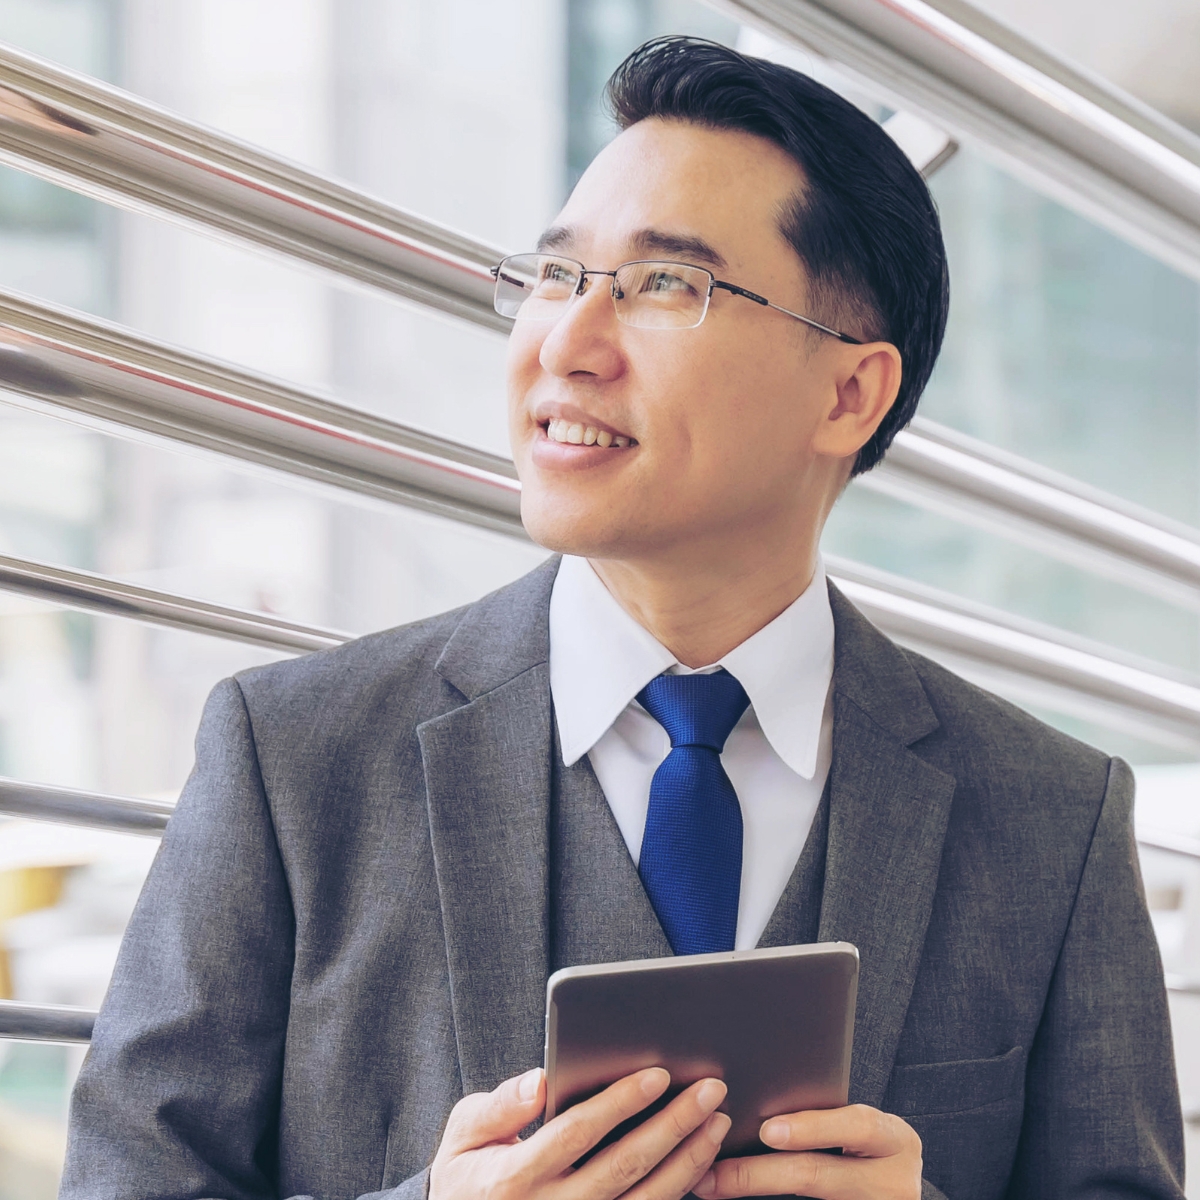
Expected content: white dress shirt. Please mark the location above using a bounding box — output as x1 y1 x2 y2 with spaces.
548 554 835 950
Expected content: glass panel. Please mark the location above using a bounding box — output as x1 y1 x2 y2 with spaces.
0 404 547 797
566 0 738 188
0 1 116 317
923 147 1200 525
0 1041 71 1200
825 486 1200 678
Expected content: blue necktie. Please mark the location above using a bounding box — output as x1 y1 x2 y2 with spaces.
637 669 750 956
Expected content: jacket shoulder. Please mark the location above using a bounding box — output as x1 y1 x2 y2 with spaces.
899 644 1114 803
225 554 558 734
233 601 468 715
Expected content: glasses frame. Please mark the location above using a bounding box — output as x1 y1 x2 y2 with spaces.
491 253 863 344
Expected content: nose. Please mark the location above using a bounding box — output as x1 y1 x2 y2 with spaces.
537 270 626 382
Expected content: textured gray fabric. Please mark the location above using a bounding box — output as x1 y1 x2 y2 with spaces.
550 747 672 971
60 558 1183 1199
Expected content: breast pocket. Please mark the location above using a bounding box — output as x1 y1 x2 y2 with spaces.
885 1044 1026 1117
884 1047 1027 1200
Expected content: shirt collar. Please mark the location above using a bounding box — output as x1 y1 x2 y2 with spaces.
548 554 835 779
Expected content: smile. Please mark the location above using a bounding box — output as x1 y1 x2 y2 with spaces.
543 418 636 448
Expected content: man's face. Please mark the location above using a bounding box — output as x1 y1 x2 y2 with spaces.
507 117 853 562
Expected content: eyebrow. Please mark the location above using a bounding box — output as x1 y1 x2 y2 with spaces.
536 225 575 253
631 229 727 269
534 225 728 270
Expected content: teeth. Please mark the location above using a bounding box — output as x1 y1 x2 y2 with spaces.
544 419 631 447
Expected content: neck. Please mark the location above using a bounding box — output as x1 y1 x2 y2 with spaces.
587 529 822 668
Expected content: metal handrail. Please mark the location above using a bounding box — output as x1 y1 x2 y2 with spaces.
17 934 1200 1043
0 546 1196 754
3 1 1200 307
0 9 1198 1047
0 37 1197 594
0 554 351 654
0 999 95 1043
709 0 1200 284
0 43 506 330
4 552 1195 844
1139 827 1200 862
0 776 172 834
0 287 522 538
3 548 1197 1048
868 420 1200 611
827 556 1200 754
4 284 1200 605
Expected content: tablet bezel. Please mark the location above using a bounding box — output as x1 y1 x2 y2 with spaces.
544 941 858 1159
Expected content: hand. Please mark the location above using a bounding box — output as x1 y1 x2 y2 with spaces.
429 1065 732 1200
692 1104 921 1199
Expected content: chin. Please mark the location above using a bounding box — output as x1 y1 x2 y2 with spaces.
521 499 636 560
523 507 695 568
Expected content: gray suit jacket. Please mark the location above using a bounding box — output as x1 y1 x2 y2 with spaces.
61 558 1184 1200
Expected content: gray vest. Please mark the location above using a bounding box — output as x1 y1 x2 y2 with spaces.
549 745 830 972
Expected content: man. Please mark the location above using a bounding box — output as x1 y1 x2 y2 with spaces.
62 36 1183 1200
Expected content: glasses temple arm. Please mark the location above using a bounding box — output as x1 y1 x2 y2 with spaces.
712 280 862 345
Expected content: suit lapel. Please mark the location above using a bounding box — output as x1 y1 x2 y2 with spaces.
418 565 956 1107
550 749 671 969
419 558 559 1095
819 585 957 1108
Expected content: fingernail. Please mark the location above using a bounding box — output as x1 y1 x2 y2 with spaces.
518 1068 541 1101
693 1171 716 1197
760 1118 789 1145
641 1067 670 1096
697 1078 727 1110
707 1112 732 1145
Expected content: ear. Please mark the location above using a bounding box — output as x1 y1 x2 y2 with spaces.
810 341 903 462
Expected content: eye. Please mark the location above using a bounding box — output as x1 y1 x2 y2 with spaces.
539 261 575 285
639 268 695 296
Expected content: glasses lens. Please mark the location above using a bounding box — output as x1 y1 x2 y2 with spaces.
494 254 580 320
612 261 710 329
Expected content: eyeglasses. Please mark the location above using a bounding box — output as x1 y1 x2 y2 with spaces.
491 252 862 344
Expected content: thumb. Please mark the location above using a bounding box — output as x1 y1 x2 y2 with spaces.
438 1068 545 1157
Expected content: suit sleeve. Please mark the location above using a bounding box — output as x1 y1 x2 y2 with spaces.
1004 757 1185 1199
59 678 429 1200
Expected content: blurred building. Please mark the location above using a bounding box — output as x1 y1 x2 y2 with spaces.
0 0 1198 1193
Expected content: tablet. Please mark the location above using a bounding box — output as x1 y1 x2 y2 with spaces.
544 941 858 1160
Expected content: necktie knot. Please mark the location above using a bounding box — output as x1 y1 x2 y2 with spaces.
637 669 750 754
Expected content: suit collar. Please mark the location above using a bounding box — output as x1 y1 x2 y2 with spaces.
420 556 562 1093
434 555 559 701
826 582 939 747
434 566 931 736
820 582 955 1106
419 659 554 1095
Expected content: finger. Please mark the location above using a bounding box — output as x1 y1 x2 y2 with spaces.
517 1067 671 1180
760 1104 914 1157
575 1078 728 1197
695 1122 922 1200
436 1067 545 1158
622 1112 731 1200
693 1149 860 1199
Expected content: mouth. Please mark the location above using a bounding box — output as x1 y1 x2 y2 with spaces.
541 417 638 449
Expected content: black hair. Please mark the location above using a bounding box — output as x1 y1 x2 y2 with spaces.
605 36 949 476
